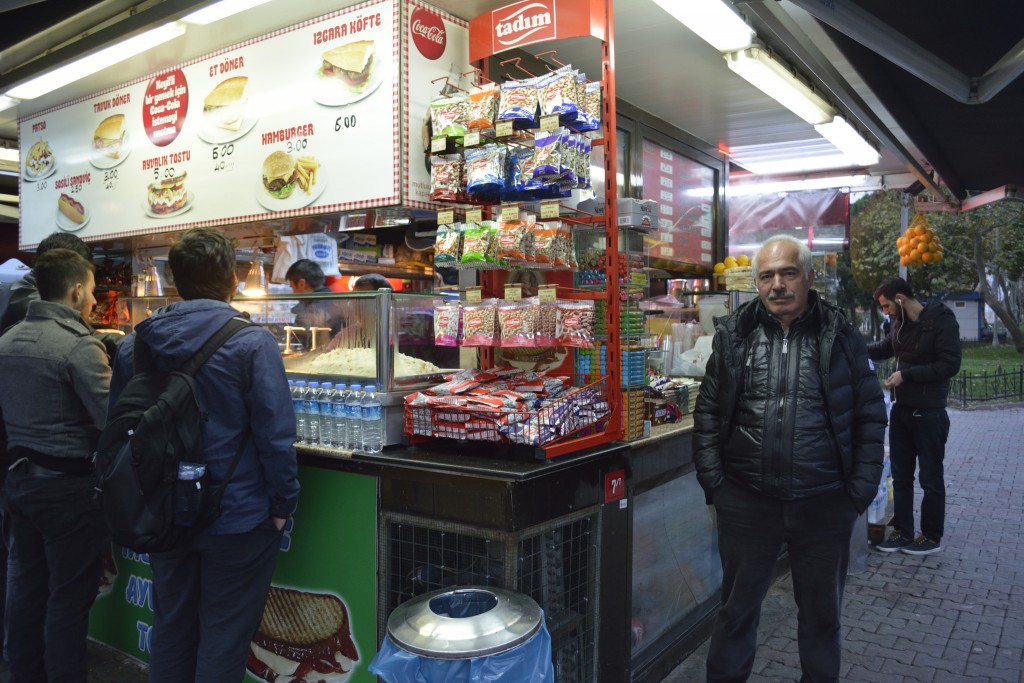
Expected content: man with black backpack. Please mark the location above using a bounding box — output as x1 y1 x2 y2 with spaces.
0 248 111 682
106 228 299 681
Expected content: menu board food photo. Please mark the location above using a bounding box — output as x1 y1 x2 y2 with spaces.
18 0 399 247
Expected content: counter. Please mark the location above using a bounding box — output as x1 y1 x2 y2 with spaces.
88 419 717 683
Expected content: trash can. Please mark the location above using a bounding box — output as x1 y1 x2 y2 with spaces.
369 586 554 683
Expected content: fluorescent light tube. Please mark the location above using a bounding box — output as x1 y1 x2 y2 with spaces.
728 175 869 196
650 0 754 52
7 22 185 100
181 0 273 25
0 96 18 113
725 46 835 125
814 116 880 166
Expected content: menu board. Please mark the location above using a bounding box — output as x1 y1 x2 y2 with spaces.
19 0 400 248
641 139 715 266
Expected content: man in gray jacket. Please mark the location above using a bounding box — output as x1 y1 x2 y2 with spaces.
694 235 887 682
0 248 111 682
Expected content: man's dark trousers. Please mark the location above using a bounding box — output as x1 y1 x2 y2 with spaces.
888 403 949 541
5 465 106 683
707 480 858 683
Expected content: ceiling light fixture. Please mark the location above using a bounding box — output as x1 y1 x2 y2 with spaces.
814 116 880 167
6 22 185 100
728 174 870 196
0 147 18 163
181 0 274 25
649 0 755 52
0 96 18 113
724 46 835 125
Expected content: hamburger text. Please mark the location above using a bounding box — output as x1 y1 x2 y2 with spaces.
262 124 315 146
93 93 131 113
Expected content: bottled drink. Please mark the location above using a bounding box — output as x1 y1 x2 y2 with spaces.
360 384 384 454
291 380 306 444
317 382 334 446
174 462 206 526
305 381 320 445
332 383 348 448
345 384 363 451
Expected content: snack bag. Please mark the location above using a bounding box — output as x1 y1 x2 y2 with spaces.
461 299 499 346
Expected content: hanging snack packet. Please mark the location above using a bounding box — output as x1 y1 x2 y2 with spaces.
556 299 596 348
499 298 539 347
431 95 469 139
462 299 499 346
460 222 491 265
532 222 560 266
533 129 562 180
539 66 580 118
434 222 463 267
536 299 558 346
468 84 500 130
495 219 530 264
465 144 507 196
434 301 460 346
497 78 539 129
430 154 464 202
579 81 602 131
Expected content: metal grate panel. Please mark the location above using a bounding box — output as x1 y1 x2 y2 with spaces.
380 509 599 683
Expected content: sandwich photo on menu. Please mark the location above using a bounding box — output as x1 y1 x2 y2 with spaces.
262 151 299 199
246 586 359 683
147 172 188 215
203 76 248 131
94 114 126 159
319 40 375 94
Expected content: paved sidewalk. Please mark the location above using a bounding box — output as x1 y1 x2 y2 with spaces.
665 405 1024 682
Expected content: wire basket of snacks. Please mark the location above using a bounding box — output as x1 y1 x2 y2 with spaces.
404 368 610 448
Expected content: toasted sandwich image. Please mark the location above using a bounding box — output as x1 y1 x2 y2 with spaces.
247 586 359 683
204 76 248 131
320 40 375 94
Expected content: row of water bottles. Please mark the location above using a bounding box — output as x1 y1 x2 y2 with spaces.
288 379 383 453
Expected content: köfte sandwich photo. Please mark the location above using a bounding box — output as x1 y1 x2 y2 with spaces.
247 586 360 683
263 151 298 199
319 40 375 94
204 76 248 131
94 114 126 159
147 172 188 215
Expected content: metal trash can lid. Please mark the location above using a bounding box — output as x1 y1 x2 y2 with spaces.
386 586 543 659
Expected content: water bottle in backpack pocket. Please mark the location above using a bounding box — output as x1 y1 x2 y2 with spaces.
174 462 207 527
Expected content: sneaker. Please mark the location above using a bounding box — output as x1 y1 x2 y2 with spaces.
901 535 943 555
875 530 914 552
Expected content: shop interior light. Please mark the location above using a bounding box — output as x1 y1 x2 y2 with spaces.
0 96 18 113
814 116 881 167
181 0 274 25
0 147 18 163
6 22 185 100
724 46 835 125
242 257 268 297
649 0 755 52
727 174 870 196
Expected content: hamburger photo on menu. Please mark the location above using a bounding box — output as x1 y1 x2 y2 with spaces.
319 40 375 93
94 114 126 159
263 151 320 199
246 586 359 683
204 76 248 131
148 172 188 214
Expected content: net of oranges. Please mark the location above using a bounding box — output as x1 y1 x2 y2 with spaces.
897 215 943 267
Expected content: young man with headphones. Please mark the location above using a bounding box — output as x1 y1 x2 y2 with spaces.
868 276 962 555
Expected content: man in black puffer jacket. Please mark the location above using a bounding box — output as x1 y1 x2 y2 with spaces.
868 277 960 556
694 235 887 683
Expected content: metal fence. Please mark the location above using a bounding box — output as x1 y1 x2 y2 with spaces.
874 360 1024 406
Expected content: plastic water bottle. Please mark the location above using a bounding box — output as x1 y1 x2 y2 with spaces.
331 383 348 448
305 381 321 445
360 384 384 453
174 462 206 526
345 384 363 450
291 380 306 444
317 382 334 446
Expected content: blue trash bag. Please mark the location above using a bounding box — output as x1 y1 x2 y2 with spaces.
369 616 554 683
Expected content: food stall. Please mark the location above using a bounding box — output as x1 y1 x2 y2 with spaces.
16 0 731 680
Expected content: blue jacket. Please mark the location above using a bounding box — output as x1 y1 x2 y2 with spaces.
109 299 299 534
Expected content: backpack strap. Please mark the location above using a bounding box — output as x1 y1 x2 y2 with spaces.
178 316 253 376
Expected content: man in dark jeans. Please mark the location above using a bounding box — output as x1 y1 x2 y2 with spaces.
869 277 961 555
0 249 111 681
694 235 886 682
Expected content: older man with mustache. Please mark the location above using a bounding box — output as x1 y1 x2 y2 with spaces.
693 234 887 682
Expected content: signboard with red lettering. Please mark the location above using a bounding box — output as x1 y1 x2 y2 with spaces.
18 0 400 248
468 0 606 62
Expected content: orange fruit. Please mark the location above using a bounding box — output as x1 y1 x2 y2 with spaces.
900 256 910 266
914 224 927 236
921 252 932 263
919 231 932 243
897 237 907 248
713 262 725 274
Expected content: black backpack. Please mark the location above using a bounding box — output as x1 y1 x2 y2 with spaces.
95 316 253 553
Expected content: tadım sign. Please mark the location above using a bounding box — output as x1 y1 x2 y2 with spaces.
468 0 606 62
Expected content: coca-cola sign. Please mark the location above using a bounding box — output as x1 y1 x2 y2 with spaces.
493 0 556 50
411 8 446 60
